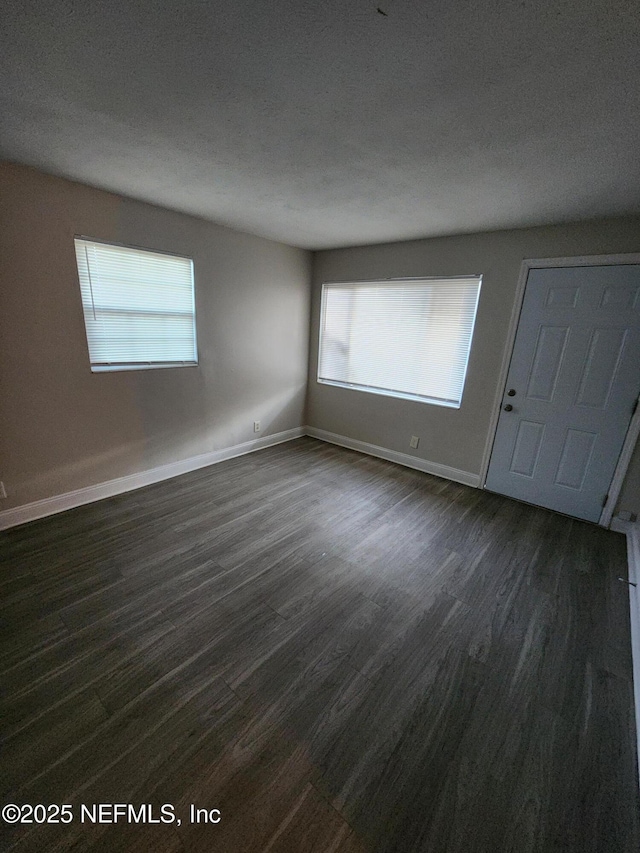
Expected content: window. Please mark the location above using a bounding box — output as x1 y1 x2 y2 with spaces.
74 238 197 372
318 277 481 408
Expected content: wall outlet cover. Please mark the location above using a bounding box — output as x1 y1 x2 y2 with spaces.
409 436 419 449
617 510 637 523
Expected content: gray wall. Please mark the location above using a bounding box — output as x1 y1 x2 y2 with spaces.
309 219 640 516
2 162 638 520
0 163 311 510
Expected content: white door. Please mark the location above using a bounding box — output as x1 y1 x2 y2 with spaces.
485 265 640 522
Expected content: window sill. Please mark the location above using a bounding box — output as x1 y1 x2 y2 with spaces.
317 378 461 408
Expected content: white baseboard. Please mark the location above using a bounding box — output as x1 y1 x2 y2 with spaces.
612 520 640 791
0 425 479 532
305 426 480 488
0 427 305 531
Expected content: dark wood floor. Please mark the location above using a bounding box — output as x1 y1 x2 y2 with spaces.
1 437 638 852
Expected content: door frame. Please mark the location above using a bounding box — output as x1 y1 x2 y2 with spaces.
479 253 640 527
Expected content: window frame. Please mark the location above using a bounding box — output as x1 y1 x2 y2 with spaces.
317 275 482 409
74 236 198 373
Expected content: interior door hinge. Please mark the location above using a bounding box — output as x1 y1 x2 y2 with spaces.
602 494 609 508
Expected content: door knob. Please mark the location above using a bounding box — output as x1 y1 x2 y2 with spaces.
503 404 513 412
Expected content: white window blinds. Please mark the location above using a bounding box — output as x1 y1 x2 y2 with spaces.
74 238 197 372
318 277 481 407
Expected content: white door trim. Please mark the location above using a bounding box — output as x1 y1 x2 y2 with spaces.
601 398 640 527
479 253 640 527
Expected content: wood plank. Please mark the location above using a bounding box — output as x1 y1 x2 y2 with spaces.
0 437 637 852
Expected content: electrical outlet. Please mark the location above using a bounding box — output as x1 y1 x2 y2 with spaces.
617 510 637 523
409 436 419 449
0 481 6 499
254 421 261 433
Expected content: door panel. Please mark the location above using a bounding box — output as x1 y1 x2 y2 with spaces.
526 326 569 400
485 265 640 522
575 328 626 408
510 421 545 477
554 429 596 489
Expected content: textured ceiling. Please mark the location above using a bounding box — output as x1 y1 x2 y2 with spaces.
1 0 639 249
